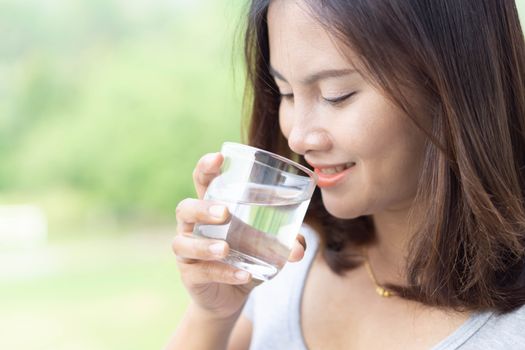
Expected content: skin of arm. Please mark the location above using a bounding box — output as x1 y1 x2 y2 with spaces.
227 315 253 350
164 303 252 350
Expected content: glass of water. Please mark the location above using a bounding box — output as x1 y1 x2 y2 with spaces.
193 142 317 281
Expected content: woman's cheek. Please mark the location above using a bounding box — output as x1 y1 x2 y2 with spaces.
279 105 293 139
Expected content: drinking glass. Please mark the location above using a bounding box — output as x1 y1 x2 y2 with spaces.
193 142 317 280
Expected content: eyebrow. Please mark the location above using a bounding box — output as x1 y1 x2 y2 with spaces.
269 65 356 85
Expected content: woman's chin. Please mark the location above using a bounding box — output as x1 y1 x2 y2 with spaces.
322 200 363 220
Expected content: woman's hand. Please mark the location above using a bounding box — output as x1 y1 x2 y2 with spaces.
172 152 306 321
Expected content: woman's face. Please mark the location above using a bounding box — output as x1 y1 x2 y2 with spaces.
267 0 427 219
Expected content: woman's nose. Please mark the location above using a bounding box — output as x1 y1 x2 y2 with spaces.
287 125 331 156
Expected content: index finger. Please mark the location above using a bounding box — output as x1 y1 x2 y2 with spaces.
288 234 307 262
192 152 224 199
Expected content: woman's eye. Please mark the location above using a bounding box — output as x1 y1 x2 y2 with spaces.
279 93 294 101
323 92 356 105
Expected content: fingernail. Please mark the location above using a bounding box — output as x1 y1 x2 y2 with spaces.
235 270 250 281
203 153 218 167
208 242 225 256
209 205 227 218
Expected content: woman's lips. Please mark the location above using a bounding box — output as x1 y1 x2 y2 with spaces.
313 162 356 188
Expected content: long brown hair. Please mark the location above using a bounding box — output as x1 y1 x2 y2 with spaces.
242 0 525 313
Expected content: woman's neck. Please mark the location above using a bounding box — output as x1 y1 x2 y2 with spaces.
368 207 418 286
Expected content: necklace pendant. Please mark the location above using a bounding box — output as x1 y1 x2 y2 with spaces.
376 286 393 297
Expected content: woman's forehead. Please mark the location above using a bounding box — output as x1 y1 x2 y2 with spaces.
267 0 360 79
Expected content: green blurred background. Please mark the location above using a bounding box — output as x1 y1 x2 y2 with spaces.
0 1 524 349
0 1 243 349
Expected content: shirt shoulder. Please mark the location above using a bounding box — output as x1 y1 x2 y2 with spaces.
467 304 525 348
242 223 319 350
441 304 525 350
243 223 319 320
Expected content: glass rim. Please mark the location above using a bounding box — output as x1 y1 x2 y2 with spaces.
222 142 318 183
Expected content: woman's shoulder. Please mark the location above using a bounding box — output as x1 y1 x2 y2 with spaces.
243 222 320 315
241 223 320 349
253 222 320 294
486 303 525 330
463 304 525 348
425 305 525 350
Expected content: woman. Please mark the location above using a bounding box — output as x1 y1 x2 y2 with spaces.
167 0 525 349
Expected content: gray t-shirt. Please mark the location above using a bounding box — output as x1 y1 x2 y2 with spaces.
243 224 525 349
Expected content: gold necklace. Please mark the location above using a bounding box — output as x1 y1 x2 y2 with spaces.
363 251 396 298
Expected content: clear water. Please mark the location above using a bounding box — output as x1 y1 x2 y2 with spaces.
193 183 310 280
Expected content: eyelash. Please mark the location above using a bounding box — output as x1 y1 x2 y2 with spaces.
279 92 356 105
323 92 356 105
279 93 294 101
